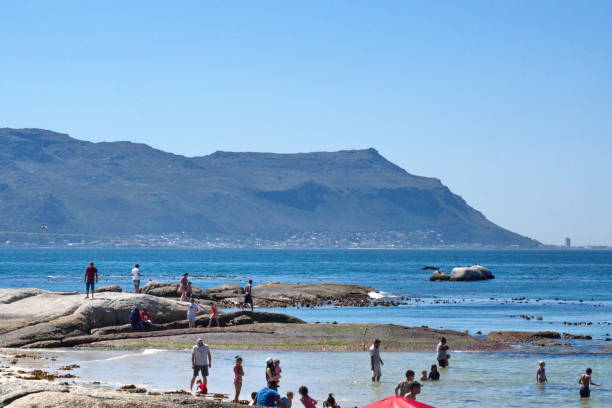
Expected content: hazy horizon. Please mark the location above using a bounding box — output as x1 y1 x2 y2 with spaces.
1 1 611 245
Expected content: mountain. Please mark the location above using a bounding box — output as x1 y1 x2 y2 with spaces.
0 128 539 247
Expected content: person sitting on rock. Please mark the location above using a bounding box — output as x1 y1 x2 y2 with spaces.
195 379 208 395
130 307 144 331
140 308 153 329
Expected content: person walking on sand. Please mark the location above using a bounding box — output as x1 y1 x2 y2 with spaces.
436 337 450 367
208 303 219 328
536 360 547 383
131 264 141 293
187 297 199 328
404 382 421 400
395 370 415 396
233 355 244 402
369 339 383 382
579 368 601 398
84 262 98 299
244 279 254 311
190 338 212 392
179 273 189 301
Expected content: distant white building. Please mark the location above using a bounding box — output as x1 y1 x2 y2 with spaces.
565 237 571 248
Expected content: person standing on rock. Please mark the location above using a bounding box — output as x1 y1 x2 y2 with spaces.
84 262 98 299
187 297 199 328
244 279 254 311
190 338 212 392
131 264 141 293
436 337 450 367
369 339 383 382
179 273 189 301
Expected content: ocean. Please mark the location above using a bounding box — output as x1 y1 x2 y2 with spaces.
1 249 610 338
1 249 611 407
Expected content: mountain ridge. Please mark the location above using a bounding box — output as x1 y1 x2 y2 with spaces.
0 128 539 248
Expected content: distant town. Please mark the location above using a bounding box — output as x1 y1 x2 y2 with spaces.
0 231 609 250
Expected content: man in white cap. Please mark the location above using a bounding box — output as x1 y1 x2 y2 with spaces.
190 338 212 392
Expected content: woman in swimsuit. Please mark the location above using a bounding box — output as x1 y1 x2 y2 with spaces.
299 386 317 408
233 355 244 402
178 273 189 301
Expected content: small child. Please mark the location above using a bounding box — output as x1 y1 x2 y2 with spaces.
208 303 219 328
428 364 440 381
274 359 282 379
536 360 547 383
195 379 208 395
299 386 317 408
420 370 428 381
281 391 294 408
323 393 340 408
233 355 244 402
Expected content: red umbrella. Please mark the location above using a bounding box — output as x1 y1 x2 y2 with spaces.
362 396 438 408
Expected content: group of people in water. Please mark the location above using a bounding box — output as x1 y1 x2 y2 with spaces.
189 337 340 408
84 262 604 402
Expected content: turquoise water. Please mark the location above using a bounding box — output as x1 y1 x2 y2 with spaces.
1 249 610 337
8 348 611 408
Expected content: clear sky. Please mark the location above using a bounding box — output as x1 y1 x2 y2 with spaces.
1 1 611 246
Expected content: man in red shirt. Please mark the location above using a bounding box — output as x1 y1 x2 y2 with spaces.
84 262 98 299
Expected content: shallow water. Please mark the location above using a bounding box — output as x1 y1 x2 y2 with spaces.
9 348 611 408
0 249 610 337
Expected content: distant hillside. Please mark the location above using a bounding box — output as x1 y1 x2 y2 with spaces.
0 128 539 247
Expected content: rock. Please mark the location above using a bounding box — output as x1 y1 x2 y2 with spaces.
140 281 204 298
562 333 592 340
96 285 122 293
231 315 253 326
251 282 378 307
0 289 198 348
429 271 450 281
450 265 495 281
487 331 561 344
201 284 244 301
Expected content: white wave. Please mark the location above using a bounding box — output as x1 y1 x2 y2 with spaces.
142 348 166 355
368 291 399 299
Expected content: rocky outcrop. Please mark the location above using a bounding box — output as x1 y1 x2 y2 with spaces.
450 265 494 281
0 376 242 408
487 331 561 344
0 289 206 348
140 281 385 308
250 282 379 307
96 285 122 293
430 265 494 281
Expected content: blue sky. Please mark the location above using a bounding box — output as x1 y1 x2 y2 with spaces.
1 1 611 246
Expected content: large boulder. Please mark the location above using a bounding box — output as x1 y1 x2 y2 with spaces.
201 283 244 301
251 282 377 307
429 271 450 281
450 265 494 281
0 289 199 348
140 280 204 298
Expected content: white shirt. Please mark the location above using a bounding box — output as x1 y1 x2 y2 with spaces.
192 343 210 366
131 267 140 281
436 342 448 360
188 302 199 316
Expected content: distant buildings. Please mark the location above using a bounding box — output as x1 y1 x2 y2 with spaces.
565 237 571 248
